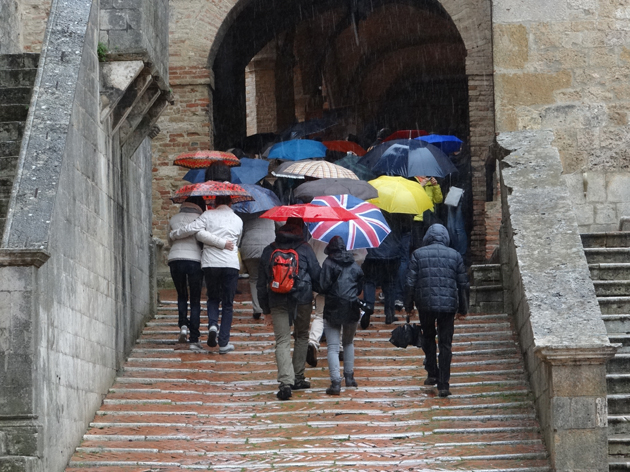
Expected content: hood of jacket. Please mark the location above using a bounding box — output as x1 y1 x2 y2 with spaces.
324 235 355 266
275 217 306 247
423 223 450 247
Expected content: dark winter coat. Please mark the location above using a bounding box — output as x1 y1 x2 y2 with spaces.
319 236 364 325
257 219 322 313
405 224 468 315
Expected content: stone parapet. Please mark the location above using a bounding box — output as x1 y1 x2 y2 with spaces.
498 129 616 472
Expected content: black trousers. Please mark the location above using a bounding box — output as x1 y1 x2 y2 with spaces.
169 260 204 342
419 311 455 390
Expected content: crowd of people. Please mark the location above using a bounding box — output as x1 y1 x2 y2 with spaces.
166 130 470 400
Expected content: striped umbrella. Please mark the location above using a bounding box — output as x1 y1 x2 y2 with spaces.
274 160 358 180
174 150 240 169
171 181 253 205
308 195 391 250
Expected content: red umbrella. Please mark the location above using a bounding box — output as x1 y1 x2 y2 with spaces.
323 140 366 156
260 204 359 223
383 130 428 142
174 150 241 169
171 181 253 204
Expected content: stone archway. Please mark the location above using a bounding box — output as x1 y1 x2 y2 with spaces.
153 0 495 262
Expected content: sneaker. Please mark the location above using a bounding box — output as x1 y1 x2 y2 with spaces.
306 343 318 367
189 342 204 352
291 379 311 390
395 300 404 311
424 377 438 386
277 385 292 400
438 389 452 398
178 325 189 343
207 325 218 347
219 343 235 354
252 312 261 320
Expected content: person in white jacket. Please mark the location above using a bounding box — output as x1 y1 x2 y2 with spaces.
168 198 206 349
170 196 244 353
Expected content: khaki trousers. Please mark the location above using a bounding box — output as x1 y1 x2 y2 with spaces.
271 303 312 387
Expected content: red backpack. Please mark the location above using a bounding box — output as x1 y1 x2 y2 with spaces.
269 247 300 294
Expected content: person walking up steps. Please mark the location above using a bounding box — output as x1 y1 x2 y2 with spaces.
405 224 468 398
170 195 243 354
319 236 364 395
258 218 322 401
167 197 206 350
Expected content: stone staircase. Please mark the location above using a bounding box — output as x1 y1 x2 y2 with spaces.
64 279 550 471
582 231 630 471
470 264 505 314
0 53 39 236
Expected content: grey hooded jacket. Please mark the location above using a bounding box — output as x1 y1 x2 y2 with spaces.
405 224 468 314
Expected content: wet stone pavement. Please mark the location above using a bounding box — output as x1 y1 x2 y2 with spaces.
66 284 550 471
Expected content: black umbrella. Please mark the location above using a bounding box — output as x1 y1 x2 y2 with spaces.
294 178 378 202
371 140 458 178
279 117 337 141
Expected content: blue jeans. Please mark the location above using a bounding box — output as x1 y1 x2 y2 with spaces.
169 260 204 342
204 267 239 347
324 319 357 382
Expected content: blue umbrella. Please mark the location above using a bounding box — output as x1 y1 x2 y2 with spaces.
371 140 457 178
231 158 270 184
308 195 391 250
231 184 281 214
416 134 463 154
267 139 327 161
183 168 205 183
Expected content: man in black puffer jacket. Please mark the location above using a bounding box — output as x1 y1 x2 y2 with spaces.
405 224 468 397
258 218 322 401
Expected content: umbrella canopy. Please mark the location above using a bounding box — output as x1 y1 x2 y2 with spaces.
358 139 416 169
417 134 463 154
171 181 253 205
383 130 428 142
260 204 359 223
267 139 328 161
231 158 270 184
335 154 376 181
274 160 358 180
234 132 277 154
367 176 433 215
371 140 457 178
231 184 281 214
183 168 205 184
323 140 366 156
279 117 337 140
294 178 378 203
174 150 240 169
308 195 391 250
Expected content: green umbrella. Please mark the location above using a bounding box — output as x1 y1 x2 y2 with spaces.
335 154 376 181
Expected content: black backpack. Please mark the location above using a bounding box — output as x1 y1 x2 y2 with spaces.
389 323 423 349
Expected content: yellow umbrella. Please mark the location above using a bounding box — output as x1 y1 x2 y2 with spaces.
367 176 433 214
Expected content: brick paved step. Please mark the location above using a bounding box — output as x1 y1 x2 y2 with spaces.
609 335 630 352
584 247 630 264
599 297 630 315
603 315 630 335
0 53 39 70
470 264 502 286
610 355 630 374
0 103 28 122
0 87 32 105
595 281 630 297
0 140 20 157
589 263 630 281
0 68 37 88
582 232 630 248
0 121 24 141
609 394 630 414
608 375 630 394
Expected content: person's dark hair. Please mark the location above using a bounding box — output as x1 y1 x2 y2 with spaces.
184 196 206 211
204 162 232 182
346 134 360 145
214 195 232 207
376 128 391 140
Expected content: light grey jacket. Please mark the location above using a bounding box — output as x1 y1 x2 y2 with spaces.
239 214 276 261
167 203 203 263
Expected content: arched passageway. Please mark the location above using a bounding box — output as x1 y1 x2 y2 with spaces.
154 0 494 262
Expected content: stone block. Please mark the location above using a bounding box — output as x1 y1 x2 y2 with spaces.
494 0 568 22
572 203 594 226
552 396 607 429
100 9 127 31
494 24 528 69
553 427 609 472
594 203 617 224
607 173 630 202
495 71 572 108
584 172 607 202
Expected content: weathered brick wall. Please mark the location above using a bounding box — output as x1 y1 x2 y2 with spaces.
0 0 22 53
21 0 52 52
155 0 496 262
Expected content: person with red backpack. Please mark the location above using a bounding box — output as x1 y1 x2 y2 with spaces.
257 218 322 401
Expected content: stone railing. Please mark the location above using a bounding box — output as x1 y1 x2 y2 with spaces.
497 130 616 472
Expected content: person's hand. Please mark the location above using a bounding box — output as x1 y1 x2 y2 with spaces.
430 177 438 186
418 177 428 186
224 240 235 251
456 312 467 320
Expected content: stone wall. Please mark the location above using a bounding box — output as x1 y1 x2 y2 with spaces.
0 0 159 470
498 129 615 472
493 0 630 174
0 0 22 53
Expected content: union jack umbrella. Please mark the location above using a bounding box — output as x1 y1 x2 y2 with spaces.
171 181 254 205
174 150 241 169
308 195 391 250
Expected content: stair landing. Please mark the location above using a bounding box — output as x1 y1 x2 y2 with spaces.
65 287 549 471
